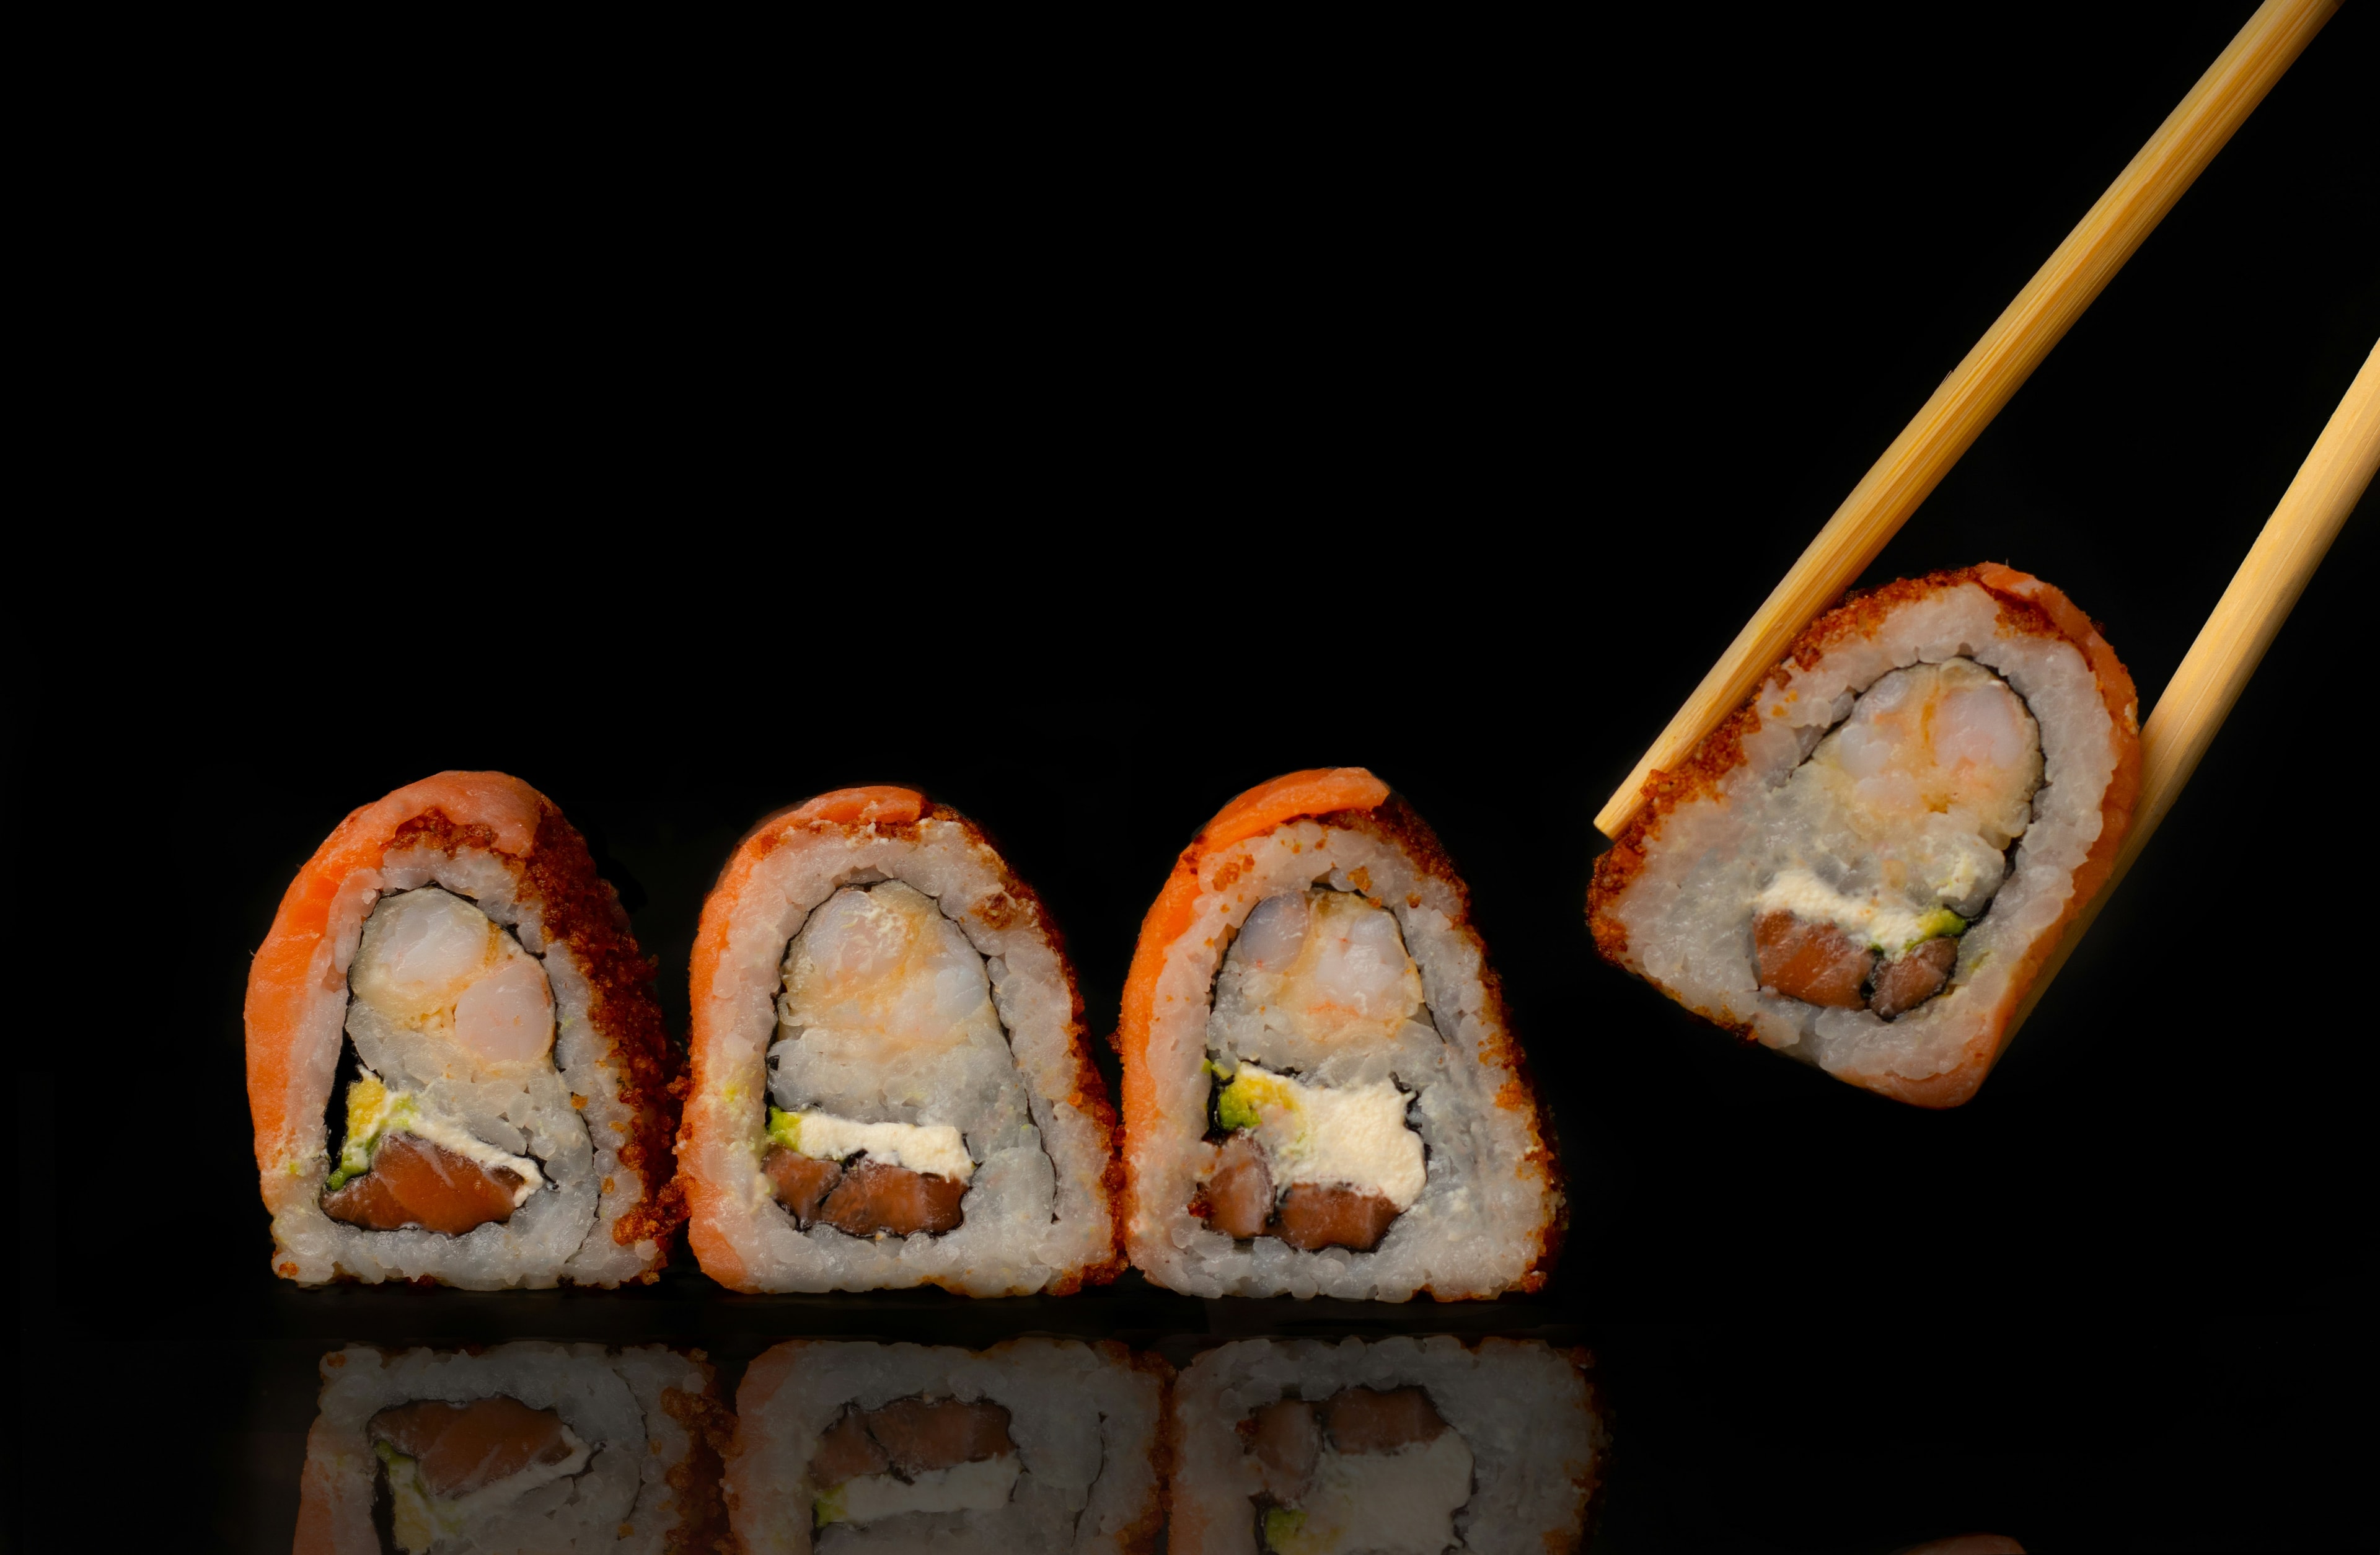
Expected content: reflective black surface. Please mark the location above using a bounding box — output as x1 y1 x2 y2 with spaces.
15 2 2374 1549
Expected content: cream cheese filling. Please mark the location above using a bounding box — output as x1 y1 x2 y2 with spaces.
769 1109 976 1183
1753 868 1960 958
1220 1064 1426 1210
816 1454 1019 1525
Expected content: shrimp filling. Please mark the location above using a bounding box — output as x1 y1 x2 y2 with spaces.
1197 889 1437 1252
369 1395 589 1555
1244 1387 1473 1555
324 888 555 1235
1752 658 2043 1020
807 1396 1020 1526
765 881 1032 1239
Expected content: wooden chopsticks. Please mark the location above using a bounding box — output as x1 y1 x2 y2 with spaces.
1593 0 2343 842
2001 338 2380 1041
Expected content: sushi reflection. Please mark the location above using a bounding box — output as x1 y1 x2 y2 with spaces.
288 1333 1600 1553
727 1338 1167 1553
294 1343 728 1554
1170 1336 1603 1555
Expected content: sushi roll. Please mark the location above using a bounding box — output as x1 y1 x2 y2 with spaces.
1118 769 1561 1301
723 1337 1167 1553
1590 565 2142 1106
293 1342 731 1554
1168 1336 1604 1554
245 772 682 1287
676 786 1121 1295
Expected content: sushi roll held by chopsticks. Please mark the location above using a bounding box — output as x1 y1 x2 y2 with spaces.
1119 769 1562 1300
1591 566 2141 1106
676 786 1122 1295
245 772 682 1287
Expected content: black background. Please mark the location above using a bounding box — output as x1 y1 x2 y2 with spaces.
12 4 2376 1550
